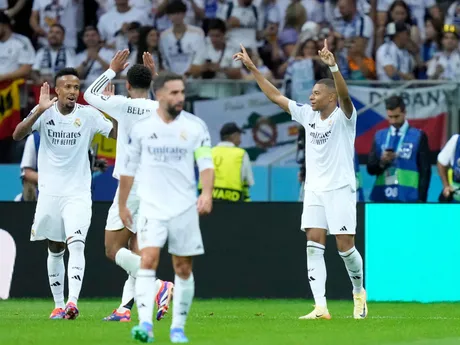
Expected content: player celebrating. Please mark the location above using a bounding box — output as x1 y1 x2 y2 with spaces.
12 68 116 319
119 71 214 343
83 50 174 322
234 41 367 319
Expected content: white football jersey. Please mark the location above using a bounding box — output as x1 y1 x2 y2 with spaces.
123 112 214 220
288 100 356 192
28 102 113 196
83 69 158 180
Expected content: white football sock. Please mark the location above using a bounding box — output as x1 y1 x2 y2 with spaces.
47 249 65 309
115 248 141 277
67 240 85 305
117 275 136 312
339 246 364 294
135 269 156 325
306 241 327 308
171 274 194 330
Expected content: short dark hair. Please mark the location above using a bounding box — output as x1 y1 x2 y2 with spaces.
165 0 187 14
315 78 336 91
207 18 226 34
127 64 153 90
50 23 66 34
83 25 99 35
55 67 79 84
152 72 184 92
385 95 406 112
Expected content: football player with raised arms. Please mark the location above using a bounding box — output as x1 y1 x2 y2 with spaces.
234 40 367 319
13 68 116 319
83 50 174 322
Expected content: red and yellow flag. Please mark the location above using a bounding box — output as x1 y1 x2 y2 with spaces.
0 79 24 140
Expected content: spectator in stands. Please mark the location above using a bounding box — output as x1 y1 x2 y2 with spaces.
283 38 330 102
376 21 415 81
159 1 206 75
257 11 281 73
276 2 307 77
155 0 205 32
376 1 420 57
427 25 460 80
216 0 263 49
31 24 76 85
136 26 162 71
367 95 431 203
0 12 35 82
200 122 254 202
0 12 35 164
97 0 149 49
115 21 141 51
325 0 373 24
421 17 441 64
3 0 28 19
190 18 242 97
332 0 374 57
30 0 79 49
348 36 376 80
376 0 441 43
446 1 460 28
75 26 114 91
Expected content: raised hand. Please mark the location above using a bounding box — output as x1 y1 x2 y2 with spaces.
233 44 256 71
142 52 157 77
318 39 336 67
102 82 115 96
38 82 57 112
110 49 130 74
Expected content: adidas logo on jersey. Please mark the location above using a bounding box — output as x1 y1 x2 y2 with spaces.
308 123 315 129
46 120 55 126
74 230 82 235
339 226 348 232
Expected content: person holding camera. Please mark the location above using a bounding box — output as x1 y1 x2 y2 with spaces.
367 95 431 202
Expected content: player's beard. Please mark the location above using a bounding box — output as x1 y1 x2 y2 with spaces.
167 104 182 119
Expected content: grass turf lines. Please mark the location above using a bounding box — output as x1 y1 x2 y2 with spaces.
1 299 460 345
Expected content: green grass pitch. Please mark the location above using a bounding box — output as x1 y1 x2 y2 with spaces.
1 299 460 345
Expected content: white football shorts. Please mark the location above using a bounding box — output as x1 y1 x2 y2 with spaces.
31 193 92 242
106 181 139 233
136 202 204 256
301 185 356 235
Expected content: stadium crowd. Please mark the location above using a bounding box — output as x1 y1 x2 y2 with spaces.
0 0 459 164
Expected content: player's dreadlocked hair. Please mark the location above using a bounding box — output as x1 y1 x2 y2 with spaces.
54 68 79 84
127 64 153 90
152 72 184 92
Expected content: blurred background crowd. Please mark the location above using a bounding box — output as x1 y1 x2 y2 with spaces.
1 0 460 202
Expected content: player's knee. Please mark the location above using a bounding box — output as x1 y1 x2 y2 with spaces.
140 249 159 269
105 244 120 261
48 240 66 253
335 234 354 252
173 258 193 279
67 236 85 252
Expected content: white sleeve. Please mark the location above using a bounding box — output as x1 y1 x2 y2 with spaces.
446 3 456 25
17 37 36 65
195 121 214 172
83 68 128 120
192 31 206 65
361 15 374 39
288 100 312 124
122 125 142 177
376 45 395 68
242 151 254 186
20 135 37 171
91 108 113 138
376 0 390 12
32 49 43 71
426 57 438 78
437 134 459 167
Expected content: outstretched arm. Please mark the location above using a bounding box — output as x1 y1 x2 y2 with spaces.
318 39 354 118
234 44 291 113
84 50 130 119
